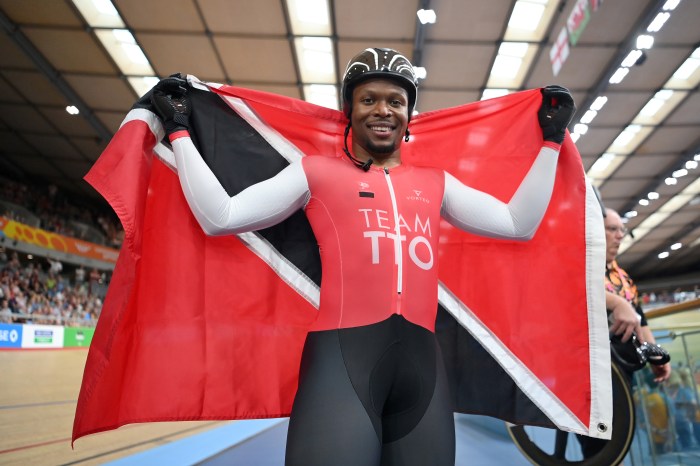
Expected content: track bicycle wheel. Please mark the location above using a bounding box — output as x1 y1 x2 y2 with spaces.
506 363 635 466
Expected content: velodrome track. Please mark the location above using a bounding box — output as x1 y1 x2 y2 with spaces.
0 348 530 465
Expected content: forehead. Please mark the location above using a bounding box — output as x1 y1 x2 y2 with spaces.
604 211 623 226
353 78 408 97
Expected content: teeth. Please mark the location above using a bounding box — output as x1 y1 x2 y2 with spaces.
370 126 391 133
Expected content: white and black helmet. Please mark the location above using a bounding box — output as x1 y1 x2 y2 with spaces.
341 48 418 119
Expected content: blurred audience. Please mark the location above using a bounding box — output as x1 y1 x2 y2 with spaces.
0 176 123 247
0 250 104 327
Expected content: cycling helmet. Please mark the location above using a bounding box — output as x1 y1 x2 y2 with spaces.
341 48 418 119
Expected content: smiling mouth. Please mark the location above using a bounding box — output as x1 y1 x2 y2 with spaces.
368 124 395 135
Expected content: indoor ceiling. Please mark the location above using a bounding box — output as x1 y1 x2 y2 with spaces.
0 0 698 286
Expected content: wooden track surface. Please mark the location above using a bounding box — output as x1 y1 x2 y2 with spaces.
0 349 228 466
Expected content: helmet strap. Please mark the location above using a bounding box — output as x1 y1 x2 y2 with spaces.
343 122 373 171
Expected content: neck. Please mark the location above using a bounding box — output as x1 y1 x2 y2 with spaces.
352 145 402 169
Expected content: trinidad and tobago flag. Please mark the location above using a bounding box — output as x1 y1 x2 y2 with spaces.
72 76 611 444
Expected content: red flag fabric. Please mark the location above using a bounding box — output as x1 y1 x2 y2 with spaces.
73 78 611 443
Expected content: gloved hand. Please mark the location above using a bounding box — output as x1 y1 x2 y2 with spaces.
538 85 576 144
150 73 191 135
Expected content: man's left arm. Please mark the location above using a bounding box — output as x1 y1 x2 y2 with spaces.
441 86 575 240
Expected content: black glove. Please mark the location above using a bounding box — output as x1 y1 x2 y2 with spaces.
150 73 191 135
538 85 576 144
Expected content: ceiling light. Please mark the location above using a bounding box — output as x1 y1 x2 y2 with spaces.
491 55 522 79
413 66 427 80
647 12 670 32
92 0 118 14
648 192 659 199
613 125 641 146
303 84 338 110
665 177 677 185
696 154 700 161
66 105 80 115
640 97 666 117
508 1 545 31
94 29 154 75
72 0 124 28
417 9 437 24
673 168 688 178
128 76 159 97
658 251 670 259
292 0 329 24
570 133 580 143
639 199 649 206
590 96 608 111
621 50 644 67
590 153 615 172
499 42 529 57
573 123 588 135
287 0 331 35
625 211 638 218
686 160 698 169
670 242 682 250
580 110 597 124
609 67 629 84
295 36 335 83
480 88 510 100
663 0 681 10
673 49 700 80
636 35 654 50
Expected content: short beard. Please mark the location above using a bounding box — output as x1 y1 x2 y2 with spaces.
366 139 397 155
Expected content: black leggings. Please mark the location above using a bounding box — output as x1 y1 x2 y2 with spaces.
285 314 455 466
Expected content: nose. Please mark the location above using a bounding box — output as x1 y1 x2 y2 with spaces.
373 100 392 117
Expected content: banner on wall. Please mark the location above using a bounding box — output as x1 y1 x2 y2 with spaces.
21 324 64 349
0 323 22 348
0 217 118 264
64 327 95 348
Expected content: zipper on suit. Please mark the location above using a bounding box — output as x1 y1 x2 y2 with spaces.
383 168 403 300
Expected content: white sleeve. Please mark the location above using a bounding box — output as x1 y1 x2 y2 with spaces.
171 136 310 236
441 145 559 240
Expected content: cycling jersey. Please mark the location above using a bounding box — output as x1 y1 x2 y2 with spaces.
170 132 560 333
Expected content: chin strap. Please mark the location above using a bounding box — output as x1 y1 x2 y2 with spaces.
343 122 373 171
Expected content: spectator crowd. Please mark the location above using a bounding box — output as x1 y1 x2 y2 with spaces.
0 176 123 248
0 250 104 327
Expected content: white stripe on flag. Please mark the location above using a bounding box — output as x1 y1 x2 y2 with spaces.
238 232 320 310
584 177 613 439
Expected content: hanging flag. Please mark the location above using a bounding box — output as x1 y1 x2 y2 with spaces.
72 77 610 444
550 27 571 77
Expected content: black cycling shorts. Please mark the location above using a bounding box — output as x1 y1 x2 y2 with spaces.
285 314 455 466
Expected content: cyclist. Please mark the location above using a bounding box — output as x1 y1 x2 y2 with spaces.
150 47 575 466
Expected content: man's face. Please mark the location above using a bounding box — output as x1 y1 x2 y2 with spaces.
350 79 409 159
604 209 627 263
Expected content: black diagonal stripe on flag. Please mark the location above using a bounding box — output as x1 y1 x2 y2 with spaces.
188 88 322 288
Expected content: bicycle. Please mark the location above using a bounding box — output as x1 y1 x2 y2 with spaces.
506 337 669 465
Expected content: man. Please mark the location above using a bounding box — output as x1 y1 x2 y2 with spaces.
604 208 671 382
150 48 575 466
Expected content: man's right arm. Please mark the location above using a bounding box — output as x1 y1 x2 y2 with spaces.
170 136 310 235
606 291 643 343
150 75 310 236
